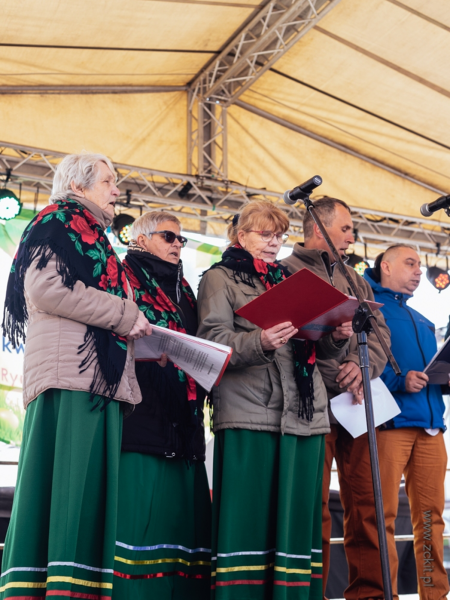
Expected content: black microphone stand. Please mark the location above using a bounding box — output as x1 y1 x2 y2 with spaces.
293 187 401 600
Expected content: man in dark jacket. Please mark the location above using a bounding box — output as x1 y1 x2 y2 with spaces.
364 244 448 600
282 197 390 600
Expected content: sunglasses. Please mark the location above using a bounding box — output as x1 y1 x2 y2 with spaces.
146 230 188 247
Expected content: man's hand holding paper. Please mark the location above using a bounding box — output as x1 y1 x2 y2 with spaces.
330 378 400 438
405 370 428 393
335 360 364 404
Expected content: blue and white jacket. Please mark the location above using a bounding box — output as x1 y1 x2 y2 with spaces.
364 268 446 430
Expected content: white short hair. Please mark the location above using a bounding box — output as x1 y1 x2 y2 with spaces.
131 211 181 240
50 153 116 203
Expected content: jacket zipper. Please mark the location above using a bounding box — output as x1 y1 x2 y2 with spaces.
329 267 335 287
399 297 433 428
320 255 335 287
169 268 187 324
171 299 186 324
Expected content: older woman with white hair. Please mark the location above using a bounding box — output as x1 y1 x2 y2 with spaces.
0 153 151 600
112 211 211 599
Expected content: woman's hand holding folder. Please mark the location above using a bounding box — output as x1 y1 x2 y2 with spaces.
261 321 298 351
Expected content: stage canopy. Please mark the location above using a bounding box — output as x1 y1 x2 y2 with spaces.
0 0 450 259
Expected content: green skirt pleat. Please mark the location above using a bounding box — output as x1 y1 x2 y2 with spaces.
0 388 122 600
112 452 212 600
211 430 325 600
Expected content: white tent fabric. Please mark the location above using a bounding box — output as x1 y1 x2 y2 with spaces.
0 0 449 222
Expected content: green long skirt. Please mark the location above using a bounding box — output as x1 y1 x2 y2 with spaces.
112 452 212 599
212 429 325 600
0 388 122 600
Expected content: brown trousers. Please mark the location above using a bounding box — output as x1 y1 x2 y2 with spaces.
322 423 384 600
378 428 449 600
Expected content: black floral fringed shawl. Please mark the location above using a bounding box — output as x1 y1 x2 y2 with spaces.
2 199 130 408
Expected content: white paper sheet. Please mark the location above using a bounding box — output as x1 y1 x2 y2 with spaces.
134 325 232 392
330 378 400 438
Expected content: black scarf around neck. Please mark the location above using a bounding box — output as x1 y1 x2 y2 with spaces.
209 244 316 421
122 248 201 460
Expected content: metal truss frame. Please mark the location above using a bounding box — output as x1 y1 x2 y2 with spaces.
187 0 342 178
1 141 450 260
190 0 341 107
0 85 187 95
187 92 228 178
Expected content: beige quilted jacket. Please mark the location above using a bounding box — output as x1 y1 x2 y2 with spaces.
21 197 141 409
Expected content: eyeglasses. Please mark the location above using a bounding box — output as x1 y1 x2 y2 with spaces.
146 231 188 247
249 230 289 243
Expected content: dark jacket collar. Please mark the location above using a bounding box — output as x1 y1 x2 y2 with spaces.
291 242 348 277
126 246 184 302
127 246 183 281
364 267 413 301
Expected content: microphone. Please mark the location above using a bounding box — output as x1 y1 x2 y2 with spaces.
283 175 323 205
420 194 450 217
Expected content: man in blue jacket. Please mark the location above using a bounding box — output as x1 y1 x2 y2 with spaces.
364 244 448 600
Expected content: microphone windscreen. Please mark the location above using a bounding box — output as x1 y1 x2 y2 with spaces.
283 190 296 205
420 204 432 217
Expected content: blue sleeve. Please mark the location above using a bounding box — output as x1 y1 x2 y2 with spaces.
380 362 407 393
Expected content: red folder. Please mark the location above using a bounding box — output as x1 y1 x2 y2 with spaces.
235 268 383 341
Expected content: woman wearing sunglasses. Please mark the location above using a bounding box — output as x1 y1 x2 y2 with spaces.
197 200 352 599
112 212 211 599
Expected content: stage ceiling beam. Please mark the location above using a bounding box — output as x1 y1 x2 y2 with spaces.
0 86 187 95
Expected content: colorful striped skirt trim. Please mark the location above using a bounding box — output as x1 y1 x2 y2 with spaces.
0 561 115 599
114 541 211 581
211 548 323 589
211 429 325 599
111 452 212 599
